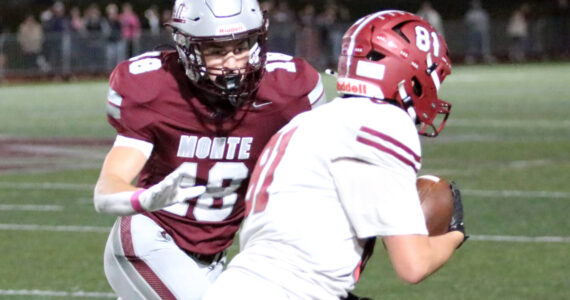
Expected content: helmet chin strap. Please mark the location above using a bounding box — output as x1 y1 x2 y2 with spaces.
426 53 441 91
398 80 417 121
214 73 242 107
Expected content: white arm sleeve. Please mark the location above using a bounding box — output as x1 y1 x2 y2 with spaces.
93 190 140 216
92 135 153 216
330 158 428 238
93 164 206 215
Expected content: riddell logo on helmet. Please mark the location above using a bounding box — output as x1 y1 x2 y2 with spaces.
217 24 246 34
337 81 367 94
173 3 186 21
336 78 384 98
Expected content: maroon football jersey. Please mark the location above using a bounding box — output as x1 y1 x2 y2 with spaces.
106 50 325 255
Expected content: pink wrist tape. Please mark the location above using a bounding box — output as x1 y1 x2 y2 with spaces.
130 189 146 213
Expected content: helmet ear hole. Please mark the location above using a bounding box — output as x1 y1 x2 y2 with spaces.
412 77 423 96
392 21 412 43
366 50 385 61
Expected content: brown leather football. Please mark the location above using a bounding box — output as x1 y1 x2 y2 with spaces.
417 175 454 236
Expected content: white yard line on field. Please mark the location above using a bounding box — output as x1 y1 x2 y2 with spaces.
0 289 115 298
3 181 570 199
0 181 93 190
448 119 570 129
462 189 570 199
0 204 62 211
0 162 103 175
0 224 110 233
470 235 570 243
4 144 107 159
1 223 569 243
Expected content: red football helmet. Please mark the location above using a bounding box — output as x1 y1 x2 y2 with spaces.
337 10 452 137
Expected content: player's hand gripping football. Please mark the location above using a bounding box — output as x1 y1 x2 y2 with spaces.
449 181 468 248
132 165 206 212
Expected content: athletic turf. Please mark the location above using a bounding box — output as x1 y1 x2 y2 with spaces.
0 63 568 299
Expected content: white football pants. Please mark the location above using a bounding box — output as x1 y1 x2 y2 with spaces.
202 266 292 300
103 214 225 300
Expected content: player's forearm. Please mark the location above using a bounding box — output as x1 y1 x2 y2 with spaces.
421 231 465 277
386 232 464 284
93 189 143 216
93 175 142 216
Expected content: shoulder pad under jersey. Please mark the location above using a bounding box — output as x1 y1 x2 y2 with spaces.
259 52 324 107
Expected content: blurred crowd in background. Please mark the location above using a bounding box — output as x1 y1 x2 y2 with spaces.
0 0 569 80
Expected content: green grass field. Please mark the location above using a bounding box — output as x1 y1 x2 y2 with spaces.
0 63 569 299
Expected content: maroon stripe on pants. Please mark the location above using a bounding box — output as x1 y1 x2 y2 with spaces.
120 216 177 300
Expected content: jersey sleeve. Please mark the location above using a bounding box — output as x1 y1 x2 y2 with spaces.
105 55 162 143
263 53 327 115
340 101 422 175
324 99 426 237
330 157 428 238
287 55 327 108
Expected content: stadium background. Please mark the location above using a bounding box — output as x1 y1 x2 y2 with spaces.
1 0 563 21
0 0 569 299
0 0 569 79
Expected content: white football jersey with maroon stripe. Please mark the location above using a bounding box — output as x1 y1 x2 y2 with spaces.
212 96 428 299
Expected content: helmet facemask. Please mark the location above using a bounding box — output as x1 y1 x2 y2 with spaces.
172 22 268 109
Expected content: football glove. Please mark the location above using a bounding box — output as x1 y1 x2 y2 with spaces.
131 164 206 212
341 292 373 300
449 181 468 248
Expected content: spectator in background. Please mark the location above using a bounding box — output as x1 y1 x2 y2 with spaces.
260 1 275 16
43 1 71 76
266 0 296 56
417 1 445 36
296 4 323 70
507 4 529 62
18 14 44 71
317 2 349 69
68 6 85 73
159 8 174 45
0 16 6 79
119 3 141 58
140 5 162 52
464 0 495 64
525 3 547 60
84 4 106 72
552 0 570 58
102 3 124 72
143 5 161 36
160 8 173 27
85 4 105 37
69 6 85 33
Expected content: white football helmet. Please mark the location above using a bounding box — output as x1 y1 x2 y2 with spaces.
168 0 268 109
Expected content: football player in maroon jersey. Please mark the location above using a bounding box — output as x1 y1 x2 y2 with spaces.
92 0 326 299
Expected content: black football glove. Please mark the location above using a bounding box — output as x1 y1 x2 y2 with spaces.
449 181 468 248
341 292 373 300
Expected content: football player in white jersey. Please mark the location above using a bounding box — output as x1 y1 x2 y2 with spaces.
203 10 467 300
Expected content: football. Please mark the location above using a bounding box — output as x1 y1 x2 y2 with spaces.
417 175 454 236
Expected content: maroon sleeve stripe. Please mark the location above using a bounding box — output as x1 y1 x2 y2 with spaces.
356 126 421 173
356 136 419 173
359 126 421 162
